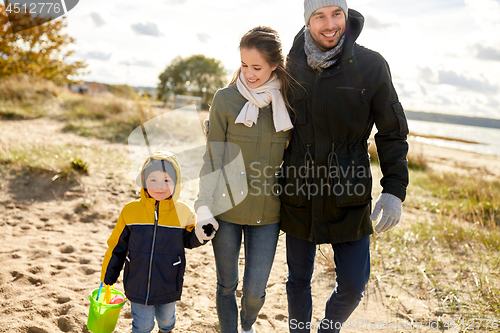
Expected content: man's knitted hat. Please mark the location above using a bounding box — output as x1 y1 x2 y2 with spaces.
142 159 177 189
304 0 348 25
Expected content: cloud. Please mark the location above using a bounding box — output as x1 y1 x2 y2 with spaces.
417 67 435 82
120 60 156 68
196 33 210 43
90 12 105 27
465 0 500 33
437 95 452 105
437 70 498 94
474 44 500 61
133 60 155 67
131 22 162 37
487 98 499 108
164 0 186 4
85 51 112 61
364 15 400 29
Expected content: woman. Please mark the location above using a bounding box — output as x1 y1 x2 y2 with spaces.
194 26 293 333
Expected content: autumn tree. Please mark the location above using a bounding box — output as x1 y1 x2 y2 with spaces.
158 55 226 108
0 3 87 85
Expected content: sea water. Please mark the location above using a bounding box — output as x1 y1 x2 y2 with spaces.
406 119 500 156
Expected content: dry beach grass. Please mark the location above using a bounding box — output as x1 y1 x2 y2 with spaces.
0 75 499 332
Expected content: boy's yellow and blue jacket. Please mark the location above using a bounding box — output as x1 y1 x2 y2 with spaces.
100 151 203 305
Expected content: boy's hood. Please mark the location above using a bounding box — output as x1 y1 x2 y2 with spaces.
139 151 182 203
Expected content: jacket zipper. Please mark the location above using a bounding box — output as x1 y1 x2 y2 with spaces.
145 201 159 305
336 86 366 96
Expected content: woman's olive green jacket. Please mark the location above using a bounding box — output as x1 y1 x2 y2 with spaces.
195 84 290 225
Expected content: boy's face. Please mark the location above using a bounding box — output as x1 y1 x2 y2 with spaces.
145 170 175 201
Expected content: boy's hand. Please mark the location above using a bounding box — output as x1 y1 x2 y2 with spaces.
195 206 218 242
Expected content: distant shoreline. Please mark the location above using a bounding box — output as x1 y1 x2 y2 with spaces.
409 132 481 145
406 111 500 130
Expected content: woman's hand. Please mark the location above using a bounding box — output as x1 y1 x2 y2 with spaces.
195 206 219 242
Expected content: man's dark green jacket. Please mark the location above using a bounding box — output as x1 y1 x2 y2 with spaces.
280 9 409 244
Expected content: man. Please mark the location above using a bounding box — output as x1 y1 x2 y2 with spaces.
280 1 409 332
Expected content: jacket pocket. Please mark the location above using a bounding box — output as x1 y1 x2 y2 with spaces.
391 101 409 136
332 152 372 207
123 251 148 298
207 140 248 216
153 254 185 296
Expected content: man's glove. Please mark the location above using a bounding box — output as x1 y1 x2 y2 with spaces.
195 206 219 242
203 118 209 138
370 193 402 233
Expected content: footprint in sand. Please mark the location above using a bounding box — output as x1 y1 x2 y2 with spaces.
38 309 51 318
29 266 43 275
27 327 49 333
60 257 77 263
11 270 43 286
82 267 97 275
60 245 75 254
123 309 133 319
57 316 72 332
275 314 287 321
28 276 42 286
6 219 19 226
57 297 71 304
58 304 71 316
50 264 66 276
11 271 24 282
30 250 51 260
51 264 66 270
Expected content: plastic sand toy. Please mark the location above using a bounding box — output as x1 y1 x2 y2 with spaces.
87 284 126 333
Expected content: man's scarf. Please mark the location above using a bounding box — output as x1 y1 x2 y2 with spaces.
304 27 345 72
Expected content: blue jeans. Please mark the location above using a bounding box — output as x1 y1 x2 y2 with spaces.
130 301 176 333
212 220 280 333
286 234 370 333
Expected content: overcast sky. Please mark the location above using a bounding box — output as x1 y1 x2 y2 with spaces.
4 0 500 118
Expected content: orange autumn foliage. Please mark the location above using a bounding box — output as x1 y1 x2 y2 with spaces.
0 4 87 85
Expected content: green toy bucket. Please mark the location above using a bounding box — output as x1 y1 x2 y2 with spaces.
87 288 126 333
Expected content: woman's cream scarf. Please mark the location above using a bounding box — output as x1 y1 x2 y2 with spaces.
235 72 293 132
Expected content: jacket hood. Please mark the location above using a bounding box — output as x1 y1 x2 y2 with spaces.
342 9 364 59
139 151 182 204
289 8 364 61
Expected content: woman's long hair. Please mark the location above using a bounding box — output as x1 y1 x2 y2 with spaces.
229 26 294 112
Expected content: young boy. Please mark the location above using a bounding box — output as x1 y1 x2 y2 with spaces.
100 151 216 333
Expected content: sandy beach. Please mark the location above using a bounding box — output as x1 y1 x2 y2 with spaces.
0 117 498 332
